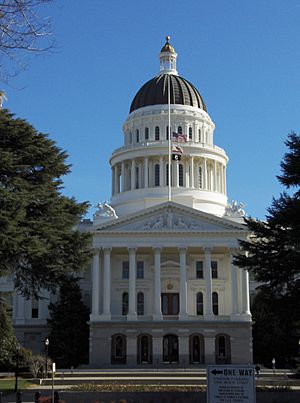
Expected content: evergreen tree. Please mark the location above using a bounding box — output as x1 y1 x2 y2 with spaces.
0 296 17 369
47 276 90 368
234 133 300 364
251 289 299 367
234 133 300 295
0 109 91 297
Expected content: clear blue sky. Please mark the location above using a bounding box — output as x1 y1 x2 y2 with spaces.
3 0 300 219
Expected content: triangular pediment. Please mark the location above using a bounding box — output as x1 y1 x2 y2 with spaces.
94 202 247 234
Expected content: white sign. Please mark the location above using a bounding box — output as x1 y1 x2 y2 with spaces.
207 365 256 403
52 362 56 373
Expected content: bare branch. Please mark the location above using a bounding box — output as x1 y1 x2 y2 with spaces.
0 0 55 83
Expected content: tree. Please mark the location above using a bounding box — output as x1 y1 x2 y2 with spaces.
234 132 300 364
0 109 91 297
0 0 54 83
0 296 17 369
47 275 90 368
234 133 300 295
251 289 299 367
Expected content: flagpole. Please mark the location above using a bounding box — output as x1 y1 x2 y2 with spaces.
168 74 171 202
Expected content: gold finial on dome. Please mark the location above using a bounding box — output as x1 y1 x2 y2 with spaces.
161 35 175 53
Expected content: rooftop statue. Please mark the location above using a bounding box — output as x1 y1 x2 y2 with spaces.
225 200 246 217
95 201 118 219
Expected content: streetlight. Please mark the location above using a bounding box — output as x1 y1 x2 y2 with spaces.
14 343 20 392
44 338 49 378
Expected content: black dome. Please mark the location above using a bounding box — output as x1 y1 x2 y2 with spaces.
130 74 207 113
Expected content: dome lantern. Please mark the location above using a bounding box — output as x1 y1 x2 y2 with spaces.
159 35 178 75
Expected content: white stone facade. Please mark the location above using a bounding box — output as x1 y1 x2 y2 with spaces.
0 38 253 367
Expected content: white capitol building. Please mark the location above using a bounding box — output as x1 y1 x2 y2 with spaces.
1 37 253 367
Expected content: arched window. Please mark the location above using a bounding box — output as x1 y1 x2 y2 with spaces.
179 163 184 186
196 292 204 315
155 126 160 140
145 127 149 140
198 166 202 188
166 125 169 140
212 292 218 315
189 127 192 140
137 292 144 316
178 126 182 134
122 292 129 315
163 334 179 363
137 334 152 364
198 128 201 142
189 334 204 364
215 334 231 364
136 129 139 143
111 334 126 364
154 164 160 186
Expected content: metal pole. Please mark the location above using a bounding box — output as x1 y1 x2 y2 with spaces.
14 346 19 392
168 74 171 201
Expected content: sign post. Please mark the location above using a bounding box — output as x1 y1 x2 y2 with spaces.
207 365 256 403
52 362 56 403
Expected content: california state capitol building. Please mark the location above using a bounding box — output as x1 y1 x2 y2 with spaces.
0 37 253 368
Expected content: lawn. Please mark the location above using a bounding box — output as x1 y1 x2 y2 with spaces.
0 378 33 392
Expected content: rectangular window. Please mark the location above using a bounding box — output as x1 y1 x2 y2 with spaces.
196 261 203 279
122 261 129 279
211 261 218 279
161 293 179 315
31 298 39 318
136 261 144 279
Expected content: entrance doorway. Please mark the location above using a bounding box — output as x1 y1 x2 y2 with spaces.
163 334 179 363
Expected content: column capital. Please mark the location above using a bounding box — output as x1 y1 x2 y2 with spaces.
153 247 162 253
92 247 101 255
103 247 112 254
128 247 137 254
204 247 213 254
178 246 187 253
229 247 239 257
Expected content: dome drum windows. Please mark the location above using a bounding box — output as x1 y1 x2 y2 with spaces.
155 126 160 141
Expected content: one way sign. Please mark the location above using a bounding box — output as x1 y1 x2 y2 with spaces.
207 365 256 403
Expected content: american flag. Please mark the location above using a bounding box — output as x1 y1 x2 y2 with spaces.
172 132 187 142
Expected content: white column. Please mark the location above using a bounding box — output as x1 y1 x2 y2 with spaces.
241 269 251 316
138 162 142 189
144 157 149 188
111 167 115 196
159 156 164 186
179 247 188 319
230 249 238 318
114 165 119 194
204 158 207 190
131 159 136 190
189 156 194 188
153 248 162 320
213 160 217 191
15 293 26 324
121 161 125 192
204 247 213 318
128 247 137 320
102 248 111 320
195 160 200 189
224 165 227 195
91 249 100 320
185 159 189 188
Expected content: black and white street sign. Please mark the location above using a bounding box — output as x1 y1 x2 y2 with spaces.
207 365 256 403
